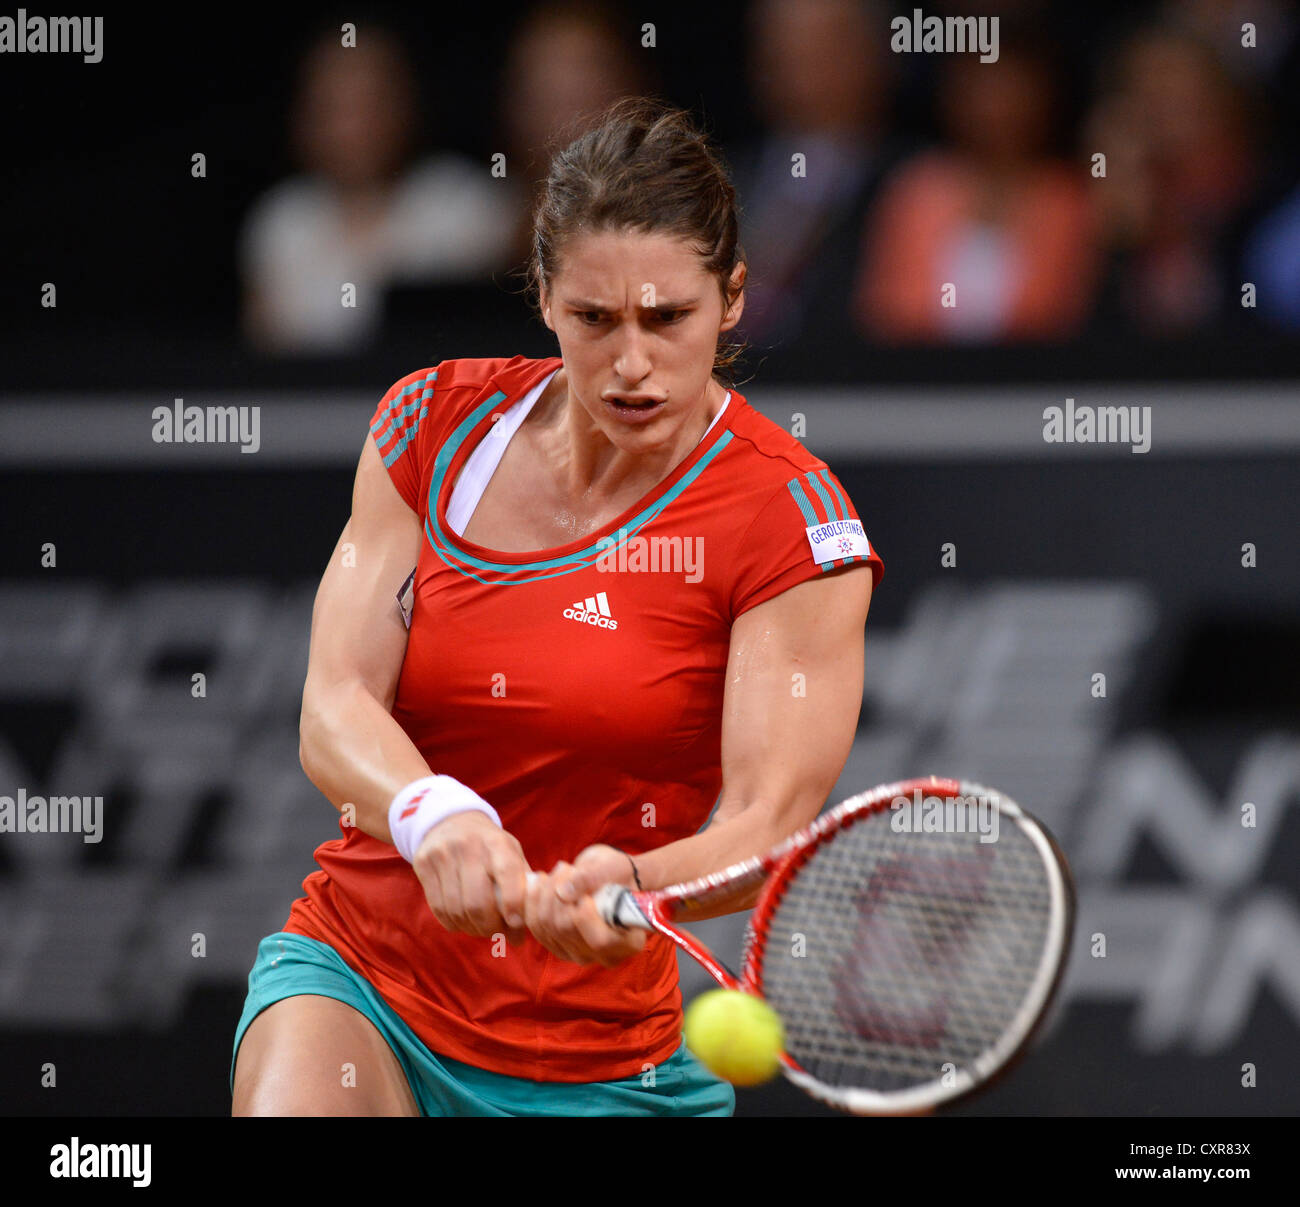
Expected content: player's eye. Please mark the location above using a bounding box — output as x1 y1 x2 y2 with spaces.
655 310 688 324
578 311 605 325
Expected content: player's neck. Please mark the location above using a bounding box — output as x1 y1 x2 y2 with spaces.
537 372 722 507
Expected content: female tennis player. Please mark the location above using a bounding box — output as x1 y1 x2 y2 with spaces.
231 97 883 1117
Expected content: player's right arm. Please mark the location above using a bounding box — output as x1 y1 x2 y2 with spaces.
298 433 531 940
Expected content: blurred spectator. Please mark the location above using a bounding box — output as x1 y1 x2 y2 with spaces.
1083 25 1261 336
852 37 1100 344
495 1 653 269
730 0 902 350
1170 0 1300 100
1241 184 1300 328
239 27 517 354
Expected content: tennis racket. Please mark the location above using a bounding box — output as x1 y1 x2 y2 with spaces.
593 776 1074 1115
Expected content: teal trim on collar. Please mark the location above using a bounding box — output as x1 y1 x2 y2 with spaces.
425 392 734 583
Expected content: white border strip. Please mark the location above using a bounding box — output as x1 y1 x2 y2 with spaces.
751 383 1300 460
0 383 1295 466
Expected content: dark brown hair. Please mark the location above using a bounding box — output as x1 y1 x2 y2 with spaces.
525 96 748 386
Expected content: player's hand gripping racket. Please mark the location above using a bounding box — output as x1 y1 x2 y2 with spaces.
594 777 1074 1115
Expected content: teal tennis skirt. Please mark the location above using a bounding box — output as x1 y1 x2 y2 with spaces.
232 932 735 1117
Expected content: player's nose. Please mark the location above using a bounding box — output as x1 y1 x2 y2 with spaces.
612 326 652 386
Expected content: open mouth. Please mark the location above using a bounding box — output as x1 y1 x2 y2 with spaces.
608 396 661 409
605 395 666 420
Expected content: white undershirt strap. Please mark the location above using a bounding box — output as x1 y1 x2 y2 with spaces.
446 370 556 536
698 391 730 445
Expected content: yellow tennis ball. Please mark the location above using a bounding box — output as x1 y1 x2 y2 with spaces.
683 989 784 1086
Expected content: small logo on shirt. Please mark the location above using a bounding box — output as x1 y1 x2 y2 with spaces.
563 592 619 631
805 519 871 565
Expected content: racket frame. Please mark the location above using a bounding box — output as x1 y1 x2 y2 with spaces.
596 776 1076 1115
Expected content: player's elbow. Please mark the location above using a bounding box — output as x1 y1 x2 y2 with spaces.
715 787 824 850
298 722 320 789
298 689 330 789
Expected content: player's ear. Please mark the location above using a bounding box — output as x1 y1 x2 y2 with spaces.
540 284 555 333
719 263 745 333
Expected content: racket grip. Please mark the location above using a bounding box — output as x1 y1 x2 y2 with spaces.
594 883 652 930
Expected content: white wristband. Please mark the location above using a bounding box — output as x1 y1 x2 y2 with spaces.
387 774 501 863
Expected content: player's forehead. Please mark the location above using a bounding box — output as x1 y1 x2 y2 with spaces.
550 227 713 305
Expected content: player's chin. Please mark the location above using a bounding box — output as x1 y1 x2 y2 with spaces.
599 406 679 446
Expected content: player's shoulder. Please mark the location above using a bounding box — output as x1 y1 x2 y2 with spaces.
721 389 834 489
711 388 881 606
369 355 561 509
379 355 561 410
371 355 563 477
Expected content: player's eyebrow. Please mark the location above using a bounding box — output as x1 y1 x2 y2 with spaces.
562 296 700 311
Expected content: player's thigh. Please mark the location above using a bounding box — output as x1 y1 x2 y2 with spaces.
232 993 419 1116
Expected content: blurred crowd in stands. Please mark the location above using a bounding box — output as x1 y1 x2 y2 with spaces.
234 0 1300 360
0 1 1190 366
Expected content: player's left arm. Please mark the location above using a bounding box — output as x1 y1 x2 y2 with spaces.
525 564 872 963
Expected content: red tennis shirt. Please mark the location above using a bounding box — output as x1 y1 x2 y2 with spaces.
284 354 884 1081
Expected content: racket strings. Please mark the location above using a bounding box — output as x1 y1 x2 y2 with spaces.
756 814 1054 1095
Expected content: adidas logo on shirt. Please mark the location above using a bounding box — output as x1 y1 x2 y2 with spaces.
563 591 618 631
